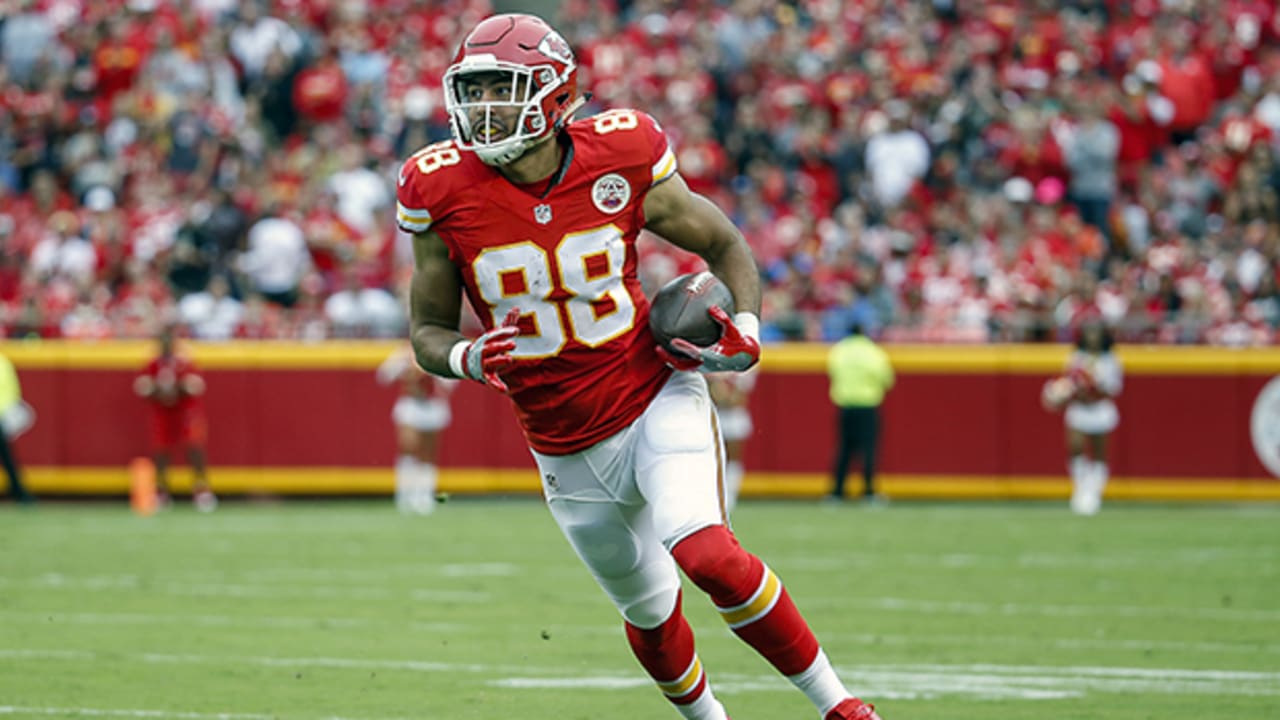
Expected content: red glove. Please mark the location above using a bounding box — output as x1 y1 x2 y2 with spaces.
462 307 521 392
658 306 761 373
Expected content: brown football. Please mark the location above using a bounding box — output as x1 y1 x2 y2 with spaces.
648 271 735 352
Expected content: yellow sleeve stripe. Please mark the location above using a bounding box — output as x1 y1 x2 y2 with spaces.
396 202 433 232
651 149 677 185
656 656 703 699
718 567 781 628
397 203 432 220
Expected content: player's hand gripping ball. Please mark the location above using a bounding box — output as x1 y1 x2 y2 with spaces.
1040 375 1076 412
649 272 760 373
649 272 734 359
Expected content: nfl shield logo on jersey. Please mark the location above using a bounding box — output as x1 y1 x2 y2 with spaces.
534 204 553 225
592 173 631 214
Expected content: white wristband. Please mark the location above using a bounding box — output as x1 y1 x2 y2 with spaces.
447 339 471 379
733 312 760 344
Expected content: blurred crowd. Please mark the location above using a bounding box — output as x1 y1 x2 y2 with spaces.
2 0 1280 345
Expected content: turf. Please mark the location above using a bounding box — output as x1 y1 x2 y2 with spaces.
1 498 1277 720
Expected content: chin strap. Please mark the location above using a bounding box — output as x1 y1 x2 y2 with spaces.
557 93 591 129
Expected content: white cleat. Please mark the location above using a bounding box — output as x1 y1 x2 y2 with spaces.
193 490 218 513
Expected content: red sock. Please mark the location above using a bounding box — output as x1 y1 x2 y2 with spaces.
672 526 820 676
624 591 709 705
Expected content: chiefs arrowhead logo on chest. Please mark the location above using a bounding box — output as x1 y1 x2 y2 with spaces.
591 173 631 214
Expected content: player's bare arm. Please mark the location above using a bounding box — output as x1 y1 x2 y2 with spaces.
408 229 467 378
409 230 520 390
643 173 761 316
181 374 205 396
644 172 762 372
133 376 155 397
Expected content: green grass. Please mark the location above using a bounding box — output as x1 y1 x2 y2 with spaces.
1 498 1278 720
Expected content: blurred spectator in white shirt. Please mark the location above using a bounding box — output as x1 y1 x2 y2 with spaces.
864 101 930 210
1 1 56 84
323 263 403 338
180 274 244 341
228 0 301 83
1255 72 1280 137
30 211 95 285
196 29 247 127
327 143 390 234
237 208 310 306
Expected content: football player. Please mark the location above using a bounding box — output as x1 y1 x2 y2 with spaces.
133 324 216 511
398 13 880 720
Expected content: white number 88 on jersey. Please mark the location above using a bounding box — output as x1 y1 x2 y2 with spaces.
471 225 637 358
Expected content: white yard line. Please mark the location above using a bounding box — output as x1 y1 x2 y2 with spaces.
133 652 520 675
781 548 1280 571
0 649 96 661
870 663 1280 680
0 648 488 671
0 576 489 603
852 596 1280 622
6 609 1274 656
237 563 520 582
0 707 397 720
0 610 371 629
0 706 273 719
818 630 1280 656
8 571 1270 622
554 623 1280 656
493 663 1280 701
7 648 1277 701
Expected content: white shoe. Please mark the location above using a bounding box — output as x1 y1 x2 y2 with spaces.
1071 481 1101 515
408 490 436 515
1069 484 1088 515
193 490 218 513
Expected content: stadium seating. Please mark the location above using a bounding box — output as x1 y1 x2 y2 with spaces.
2 0 1278 345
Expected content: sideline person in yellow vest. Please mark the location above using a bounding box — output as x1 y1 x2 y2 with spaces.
827 322 894 503
0 352 34 505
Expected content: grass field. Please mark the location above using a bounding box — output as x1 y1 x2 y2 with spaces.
1 498 1278 720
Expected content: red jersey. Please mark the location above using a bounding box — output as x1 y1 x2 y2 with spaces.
139 353 203 413
396 110 678 455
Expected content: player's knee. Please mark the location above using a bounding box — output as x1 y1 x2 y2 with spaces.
563 523 643 579
671 525 757 600
621 587 681 631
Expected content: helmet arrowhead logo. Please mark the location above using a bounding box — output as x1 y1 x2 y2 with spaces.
537 31 573 65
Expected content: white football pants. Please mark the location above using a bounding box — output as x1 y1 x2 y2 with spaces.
531 371 729 629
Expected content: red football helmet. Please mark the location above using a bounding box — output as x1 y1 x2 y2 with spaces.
444 14 580 166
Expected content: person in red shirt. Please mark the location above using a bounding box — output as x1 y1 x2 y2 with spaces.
398 14 880 720
997 113 1067 186
1157 28 1216 143
292 41 349 127
93 15 151 102
133 324 215 511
